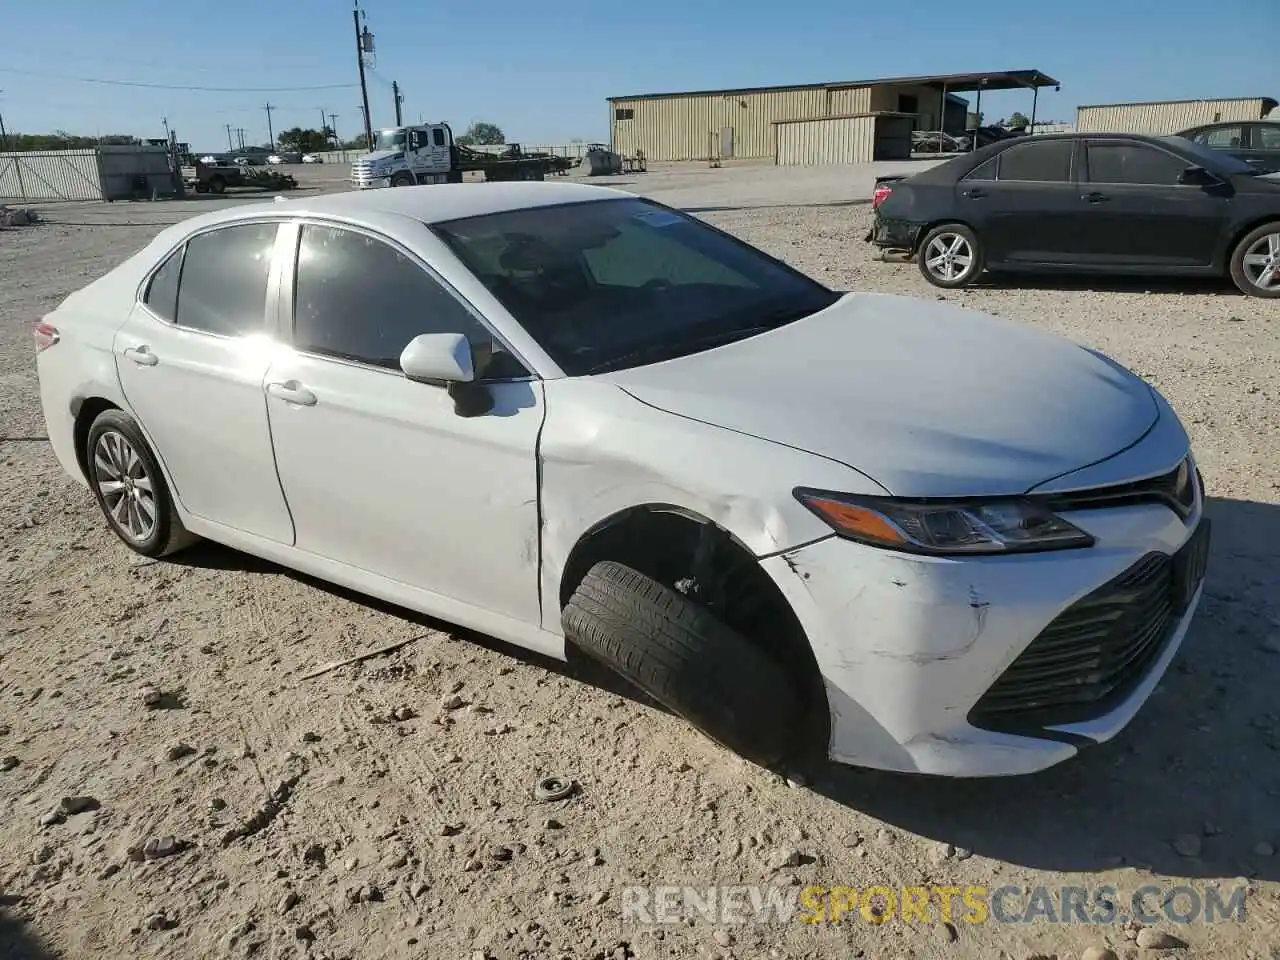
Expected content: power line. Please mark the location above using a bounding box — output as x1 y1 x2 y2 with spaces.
0 67 356 93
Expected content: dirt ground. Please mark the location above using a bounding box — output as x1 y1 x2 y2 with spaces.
2 165 1280 960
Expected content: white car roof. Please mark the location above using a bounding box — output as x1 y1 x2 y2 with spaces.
169 181 634 237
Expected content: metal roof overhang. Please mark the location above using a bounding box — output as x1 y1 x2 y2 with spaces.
607 70 1061 102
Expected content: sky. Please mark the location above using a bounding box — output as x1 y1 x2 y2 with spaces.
1 0 1276 152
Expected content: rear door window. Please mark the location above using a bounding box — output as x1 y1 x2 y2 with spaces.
175 223 279 336
996 140 1073 182
143 246 184 322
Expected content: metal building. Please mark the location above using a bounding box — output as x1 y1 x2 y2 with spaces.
606 69 1060 163
1075 97 1278 135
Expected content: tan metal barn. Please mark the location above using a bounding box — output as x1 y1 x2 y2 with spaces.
1075 97 1278 135
606 69 1060 163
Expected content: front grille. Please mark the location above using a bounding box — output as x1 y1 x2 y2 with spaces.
1033 457 1197 520
969 521 1210 731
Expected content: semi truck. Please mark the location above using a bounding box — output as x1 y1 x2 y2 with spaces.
350 122 572 189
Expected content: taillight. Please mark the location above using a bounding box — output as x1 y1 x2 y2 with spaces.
34 321 60 353
872 185 893 208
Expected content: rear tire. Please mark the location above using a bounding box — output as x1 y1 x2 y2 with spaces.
1228 222 1280 298
917 223 983 288
85 410 197 559
563 561 806 768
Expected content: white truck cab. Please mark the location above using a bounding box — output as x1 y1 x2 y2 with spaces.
351 123 455 189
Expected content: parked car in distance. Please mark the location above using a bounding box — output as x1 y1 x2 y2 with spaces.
1176 119 1280 174
302 154 325 164
36 182 1208 779
868 132 1280 297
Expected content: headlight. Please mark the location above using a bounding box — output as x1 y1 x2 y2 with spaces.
793 488 1094 556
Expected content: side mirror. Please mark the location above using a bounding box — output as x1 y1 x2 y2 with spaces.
1178 165 1216 186
400 332 474 383
399 333 492 418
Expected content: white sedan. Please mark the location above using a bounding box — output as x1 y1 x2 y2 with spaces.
34 182 1209 778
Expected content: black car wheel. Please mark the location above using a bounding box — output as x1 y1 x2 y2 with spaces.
917 223 983 289
562 561 806 769
1229 223 1280 299
390 171 416 187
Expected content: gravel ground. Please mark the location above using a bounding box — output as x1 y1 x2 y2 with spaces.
2 166 1280 960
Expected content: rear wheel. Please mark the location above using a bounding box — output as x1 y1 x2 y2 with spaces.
917 223 983 288
563 561 805 768
1229 223 1280 298
85 410 196 558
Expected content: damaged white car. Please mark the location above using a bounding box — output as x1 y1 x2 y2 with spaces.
35 182 1209 778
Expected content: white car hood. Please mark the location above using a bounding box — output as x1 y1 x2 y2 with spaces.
603 292 1159 497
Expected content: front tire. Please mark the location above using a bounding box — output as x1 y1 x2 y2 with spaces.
207 175 226 195
917 223 983 288
390 171 416 187
1229 222 1280 298
85 410 196 558
563 561 806 768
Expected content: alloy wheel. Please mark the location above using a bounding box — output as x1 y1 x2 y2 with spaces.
923 232 975 283
93 430 157 543
1241 232 1280 291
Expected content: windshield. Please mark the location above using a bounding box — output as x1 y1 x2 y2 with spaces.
1161 136 1259 176
431 198 840 375
373 129 407 152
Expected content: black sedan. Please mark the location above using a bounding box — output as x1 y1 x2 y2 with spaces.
867 132 1280 298
1176 119 1280 174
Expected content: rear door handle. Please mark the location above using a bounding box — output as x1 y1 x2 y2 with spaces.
266 380 317 406
1082 191 1110 203
122 345 159 366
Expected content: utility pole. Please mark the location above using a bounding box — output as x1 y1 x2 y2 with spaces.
162 117 170 143
328 113 339 145
392 81 403 126
0 95 10 152
225 123 234 151
236 128 246 151
353 1 374 148
264 102 276 149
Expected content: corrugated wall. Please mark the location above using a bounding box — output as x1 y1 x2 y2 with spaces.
1075 99 1271 134
611 87 834 161
775 116 877 166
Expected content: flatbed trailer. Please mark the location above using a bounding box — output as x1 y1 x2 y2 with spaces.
351 123 571 189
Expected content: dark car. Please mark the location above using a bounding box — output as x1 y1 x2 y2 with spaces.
867 132 1280 297
1176 119 1280 174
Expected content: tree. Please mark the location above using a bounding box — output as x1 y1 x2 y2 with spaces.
2 131 140 151
276 126 335 153
458 121 504 146
1008 111 1030 129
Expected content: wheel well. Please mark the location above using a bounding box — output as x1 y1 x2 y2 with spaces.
559 506 830 751
1227 217 1280 260
72 398 120 482
913 219 975 254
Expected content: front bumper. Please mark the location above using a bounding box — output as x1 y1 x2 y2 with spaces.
762 491 1208 777
865 216 923 250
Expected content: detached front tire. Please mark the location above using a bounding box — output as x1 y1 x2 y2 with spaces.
563 561 806 768
917 222 983 289
85 409 196 558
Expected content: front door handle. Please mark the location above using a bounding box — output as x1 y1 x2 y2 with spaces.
266 380 317 406
962 187 987 199
123 345 159 366
1082 191 1110 203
